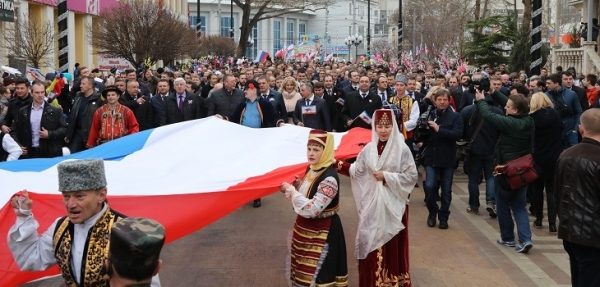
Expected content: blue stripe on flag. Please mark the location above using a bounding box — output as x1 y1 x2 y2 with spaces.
0 129 153 172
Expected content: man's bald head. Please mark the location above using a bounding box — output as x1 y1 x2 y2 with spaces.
581 109 600 137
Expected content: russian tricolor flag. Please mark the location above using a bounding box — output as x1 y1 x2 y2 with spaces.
254 50 270 63
0 117 370 286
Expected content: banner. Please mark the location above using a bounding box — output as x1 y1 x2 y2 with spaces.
0 117 371 286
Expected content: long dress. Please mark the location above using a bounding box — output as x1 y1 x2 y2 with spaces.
288 165 349 287
338 138 417 287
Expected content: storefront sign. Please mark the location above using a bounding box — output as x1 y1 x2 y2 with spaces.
0 0 14 22
68 0 117 15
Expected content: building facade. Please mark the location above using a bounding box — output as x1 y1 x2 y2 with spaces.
187 0 316 60
0 0 188 74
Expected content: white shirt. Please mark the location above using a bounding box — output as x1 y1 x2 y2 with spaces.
30 102 44 148
2 132 22 161
8 204 161 286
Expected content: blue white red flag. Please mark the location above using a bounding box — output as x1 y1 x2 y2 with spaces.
0 117 370 286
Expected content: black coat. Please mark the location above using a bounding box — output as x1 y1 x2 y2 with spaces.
293 96 332 131
341 90 383 129
259 89 287 125
151 93 168 127
422 108 464 168
165 92 205 124
1 94 32 134
66 92 104 143
231 98 276 128
14 102 66 158
120 92 155 130
460 102 501 157
324 87 346 132
568 85 589 111
531 107 563 170
555 138 600 249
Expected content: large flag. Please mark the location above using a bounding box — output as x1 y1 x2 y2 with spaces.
0 117 370 286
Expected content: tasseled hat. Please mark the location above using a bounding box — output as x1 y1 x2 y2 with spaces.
308 129 328 147
373 109 393 126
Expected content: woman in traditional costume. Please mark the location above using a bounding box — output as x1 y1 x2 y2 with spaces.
281 129 349 287
337 109 418 287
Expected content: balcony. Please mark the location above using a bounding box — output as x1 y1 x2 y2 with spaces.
551 42 600 75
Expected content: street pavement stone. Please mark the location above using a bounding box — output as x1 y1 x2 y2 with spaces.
23 171 570 287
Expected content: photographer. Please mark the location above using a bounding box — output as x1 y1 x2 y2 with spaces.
460 78 502 218
423 88 464 230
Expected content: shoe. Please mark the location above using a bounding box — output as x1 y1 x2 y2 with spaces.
497 239 516 247
252 199 262 208
427 214 436 227
534 218 542 229
438 221 448 229
549 224 557 233
486 203 497 218
466 207 479 215
516 241 533 254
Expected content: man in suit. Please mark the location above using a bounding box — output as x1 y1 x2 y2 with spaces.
14 81 66 158
372 76 393 104
120 80 155 131
407 76 427 113
257 76 286 127
563 71 589 111
151 79 170 127
65 76 104 153
165 78 205 125
342 76 383 129
323 75 345 132
1 77 33 137
293 82 332 131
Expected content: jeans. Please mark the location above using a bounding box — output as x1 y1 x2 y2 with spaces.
467 154 495 209
424 166 455 222
495 181 532 244
564 240 600 287
562 129 579 149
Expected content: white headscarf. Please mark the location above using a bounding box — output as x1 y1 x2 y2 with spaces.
349 109 418 259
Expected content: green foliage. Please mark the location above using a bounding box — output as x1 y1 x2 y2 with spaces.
508 29 530 72
464 15 517 67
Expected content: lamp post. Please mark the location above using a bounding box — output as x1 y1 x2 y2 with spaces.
344 34 363 63
230 0 234 39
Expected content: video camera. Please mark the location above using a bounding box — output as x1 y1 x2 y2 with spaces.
414 105 437 142
468 77 491 94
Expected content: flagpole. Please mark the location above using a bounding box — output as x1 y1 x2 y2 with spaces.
397 0 402 63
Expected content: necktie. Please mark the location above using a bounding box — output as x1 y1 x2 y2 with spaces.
361 93 367 99
409 91 414 99
178 95 184 111
328 89 332 95
380 92 385 102
305 99 310 106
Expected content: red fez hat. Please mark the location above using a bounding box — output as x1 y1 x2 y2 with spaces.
308 129 328 147
373 109 393 126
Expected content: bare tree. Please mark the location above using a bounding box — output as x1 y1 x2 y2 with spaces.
2 19 55 69
92 0 198 68
232 0 334 58
371 39 397 62
192 36 237 58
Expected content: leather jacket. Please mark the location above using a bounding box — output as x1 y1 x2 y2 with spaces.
555 137 600 249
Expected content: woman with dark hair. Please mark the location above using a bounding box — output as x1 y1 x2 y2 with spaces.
280 130 348 287
529 92 562 232
475 90 534 254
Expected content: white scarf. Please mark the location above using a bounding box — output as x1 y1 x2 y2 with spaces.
349 110 418 259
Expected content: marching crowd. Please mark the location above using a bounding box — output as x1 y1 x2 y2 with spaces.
2 58 600 287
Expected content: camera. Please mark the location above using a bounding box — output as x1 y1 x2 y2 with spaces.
414 105 436 142
468 77 490 94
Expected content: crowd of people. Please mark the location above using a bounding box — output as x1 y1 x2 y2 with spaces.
2 57 600 286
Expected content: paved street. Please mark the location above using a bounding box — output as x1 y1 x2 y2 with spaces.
24 171 570 287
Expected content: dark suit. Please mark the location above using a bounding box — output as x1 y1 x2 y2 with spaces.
259 89 287 126
324 87 346 132
568 85 589 111
120 92 155 131
14 102 66 158
151 93 169 127
293 96 332 131
206 88 244 120
165 92 205 124
342 90 383 129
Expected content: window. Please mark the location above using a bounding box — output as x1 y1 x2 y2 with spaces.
299 23 306 43
246 24 258 59
287 20 295 46
190 16 206 33
221 17 234 37
273 20 282 53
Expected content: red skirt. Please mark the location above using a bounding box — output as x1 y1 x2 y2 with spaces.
358 206 410 287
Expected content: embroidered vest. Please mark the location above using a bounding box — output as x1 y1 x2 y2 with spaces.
99 105 129 142
304 165 340 216
53 208 125 287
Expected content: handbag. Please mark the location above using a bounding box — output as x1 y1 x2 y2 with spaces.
497 121 538 190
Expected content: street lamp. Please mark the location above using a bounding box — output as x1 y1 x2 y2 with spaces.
344 34 363 63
